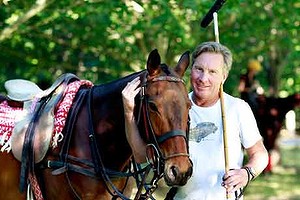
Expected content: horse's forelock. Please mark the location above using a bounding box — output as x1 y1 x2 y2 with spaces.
160 64 171 76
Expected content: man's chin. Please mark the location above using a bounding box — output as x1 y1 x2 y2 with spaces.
196 90 209 97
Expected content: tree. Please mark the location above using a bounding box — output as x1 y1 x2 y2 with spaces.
0 0 299 98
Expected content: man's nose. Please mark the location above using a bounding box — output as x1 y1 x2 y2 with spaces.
199 72 209 82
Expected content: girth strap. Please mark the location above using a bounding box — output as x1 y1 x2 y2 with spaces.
156 129 186 143
19 73 79 193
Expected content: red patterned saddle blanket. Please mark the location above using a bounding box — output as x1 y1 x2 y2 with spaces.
0 80 93 153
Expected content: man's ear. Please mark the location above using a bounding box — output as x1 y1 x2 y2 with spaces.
222 73 228 84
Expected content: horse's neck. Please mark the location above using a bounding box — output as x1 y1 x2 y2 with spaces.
90 72 146 170
93 71 146 95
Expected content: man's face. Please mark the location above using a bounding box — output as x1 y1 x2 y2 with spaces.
190 52 226 106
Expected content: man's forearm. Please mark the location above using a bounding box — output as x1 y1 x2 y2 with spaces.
124 113 147 163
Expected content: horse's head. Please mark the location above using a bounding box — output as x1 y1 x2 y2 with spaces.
137 49 193 186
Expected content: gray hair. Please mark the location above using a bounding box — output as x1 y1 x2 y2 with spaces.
191 41 233 74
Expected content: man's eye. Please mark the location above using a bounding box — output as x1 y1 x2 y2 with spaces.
196 68 204 72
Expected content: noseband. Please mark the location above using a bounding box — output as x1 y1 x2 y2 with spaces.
137 75 190 169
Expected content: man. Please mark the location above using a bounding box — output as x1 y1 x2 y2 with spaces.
238 59 263 115
122 41 268 200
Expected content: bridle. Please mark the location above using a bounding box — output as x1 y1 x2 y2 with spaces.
132 74 191 199
138 75 190 162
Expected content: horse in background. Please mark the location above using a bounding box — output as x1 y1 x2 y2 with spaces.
0 49 193 200
255 93 300 173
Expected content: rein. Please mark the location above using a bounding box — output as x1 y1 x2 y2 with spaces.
87 87 134 200
46 88 136 200
43 74 190 200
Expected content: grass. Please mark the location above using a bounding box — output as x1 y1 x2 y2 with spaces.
244 146 300 200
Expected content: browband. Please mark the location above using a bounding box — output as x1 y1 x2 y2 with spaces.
151 76 185 84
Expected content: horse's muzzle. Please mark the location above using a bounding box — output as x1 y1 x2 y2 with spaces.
164 157 193 186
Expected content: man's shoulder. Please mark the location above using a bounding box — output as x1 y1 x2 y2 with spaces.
224 93 243 103
224 93 249 107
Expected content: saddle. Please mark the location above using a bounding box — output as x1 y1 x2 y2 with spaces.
10 73 79 163
5 79 43 102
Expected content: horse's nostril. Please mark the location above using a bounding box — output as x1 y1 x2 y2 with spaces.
171 166 178 178
187 166 193 178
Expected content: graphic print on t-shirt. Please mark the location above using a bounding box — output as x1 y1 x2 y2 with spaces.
189 122 218 142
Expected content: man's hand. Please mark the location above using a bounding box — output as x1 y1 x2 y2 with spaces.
122 77 141 116
222 168 249 194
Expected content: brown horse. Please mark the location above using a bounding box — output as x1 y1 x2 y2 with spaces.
0 49 193 200
255 93 300 172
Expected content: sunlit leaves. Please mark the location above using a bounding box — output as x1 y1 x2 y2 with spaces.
0 0 299 96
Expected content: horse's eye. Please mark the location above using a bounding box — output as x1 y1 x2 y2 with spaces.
148 101 158 112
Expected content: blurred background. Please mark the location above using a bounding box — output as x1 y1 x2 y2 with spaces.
1 0 300 199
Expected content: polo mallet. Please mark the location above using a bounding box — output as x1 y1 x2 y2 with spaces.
200 0 229 198
214 11 230 200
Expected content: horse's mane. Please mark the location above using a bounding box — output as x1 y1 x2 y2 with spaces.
0 95 6 102
92 62 180 97
160 63 171 75
92 70 146 97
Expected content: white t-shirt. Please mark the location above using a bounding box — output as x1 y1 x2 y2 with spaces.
174 92 262 200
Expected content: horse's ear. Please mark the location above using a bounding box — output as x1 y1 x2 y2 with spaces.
175 51 190 78
147 49 161 76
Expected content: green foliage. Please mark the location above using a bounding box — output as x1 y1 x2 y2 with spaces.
0 0 299 97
